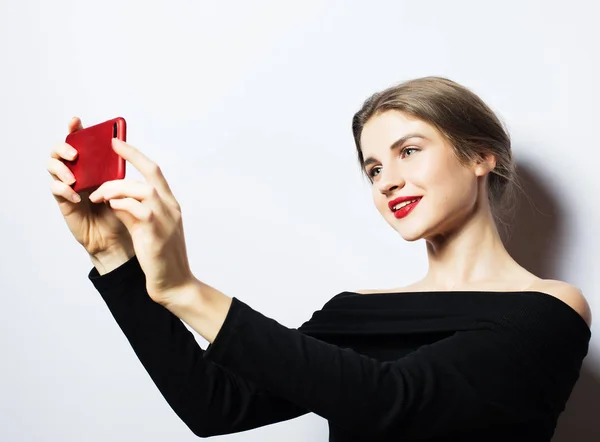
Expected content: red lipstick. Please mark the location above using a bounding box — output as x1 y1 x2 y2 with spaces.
388 196 422 219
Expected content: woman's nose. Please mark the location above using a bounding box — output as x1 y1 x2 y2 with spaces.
376 168 405 195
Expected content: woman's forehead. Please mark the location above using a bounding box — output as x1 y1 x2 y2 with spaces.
361 111 441 153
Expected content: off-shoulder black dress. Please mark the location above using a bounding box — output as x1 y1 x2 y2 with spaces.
89 256 590 441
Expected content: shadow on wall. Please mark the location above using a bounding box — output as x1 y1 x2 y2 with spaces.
553 363 600 442
503 163 598 442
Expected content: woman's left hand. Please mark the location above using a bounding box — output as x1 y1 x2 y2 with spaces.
89 138 195 306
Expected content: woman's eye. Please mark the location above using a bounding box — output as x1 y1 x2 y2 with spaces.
369 167 381 178
367 147 418 178
401 147 418 157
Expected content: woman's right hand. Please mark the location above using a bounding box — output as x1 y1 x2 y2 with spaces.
47 117 135 273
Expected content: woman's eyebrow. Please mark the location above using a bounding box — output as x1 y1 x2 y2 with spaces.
363 133 427 168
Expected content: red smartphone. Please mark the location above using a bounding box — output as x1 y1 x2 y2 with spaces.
64 117 127 193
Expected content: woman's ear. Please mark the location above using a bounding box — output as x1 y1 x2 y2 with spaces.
473 153 496 177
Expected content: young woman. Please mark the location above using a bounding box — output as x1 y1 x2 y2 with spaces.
47 77 592 441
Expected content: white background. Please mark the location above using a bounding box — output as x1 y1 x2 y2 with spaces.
1 0 598 440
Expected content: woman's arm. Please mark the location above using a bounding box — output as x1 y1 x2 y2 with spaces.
89 256 310 437
173 285 578 441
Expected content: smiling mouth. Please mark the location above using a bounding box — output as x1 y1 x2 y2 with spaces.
392 198 421 219
391 198 421 212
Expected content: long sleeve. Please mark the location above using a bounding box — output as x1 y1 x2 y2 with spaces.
203 296 588 441
89 256 310 437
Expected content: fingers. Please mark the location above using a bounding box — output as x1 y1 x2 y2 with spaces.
109 197 153 221
46 155 82 203
47 117 85 204
52 116 83 161
50 141 78 161
88 180 156 203
111 139 179 208
46 157 75 184
68 116 83 134
49 176 81 203
62 116 83 158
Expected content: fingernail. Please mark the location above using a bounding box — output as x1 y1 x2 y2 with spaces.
72 193 81 203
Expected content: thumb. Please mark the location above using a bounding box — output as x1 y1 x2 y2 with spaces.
107 199 138 231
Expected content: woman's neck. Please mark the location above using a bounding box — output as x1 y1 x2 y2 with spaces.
420 212 526 291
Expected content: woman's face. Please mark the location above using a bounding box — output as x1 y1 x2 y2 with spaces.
360 110 492 242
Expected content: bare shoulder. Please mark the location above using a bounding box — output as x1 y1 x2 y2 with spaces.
353 282 423 295
530 279 592 328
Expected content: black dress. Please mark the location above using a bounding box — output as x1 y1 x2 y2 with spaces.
89 255 590 441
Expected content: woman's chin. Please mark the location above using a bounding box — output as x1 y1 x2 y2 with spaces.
399 232 423 242
391 223 425 242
